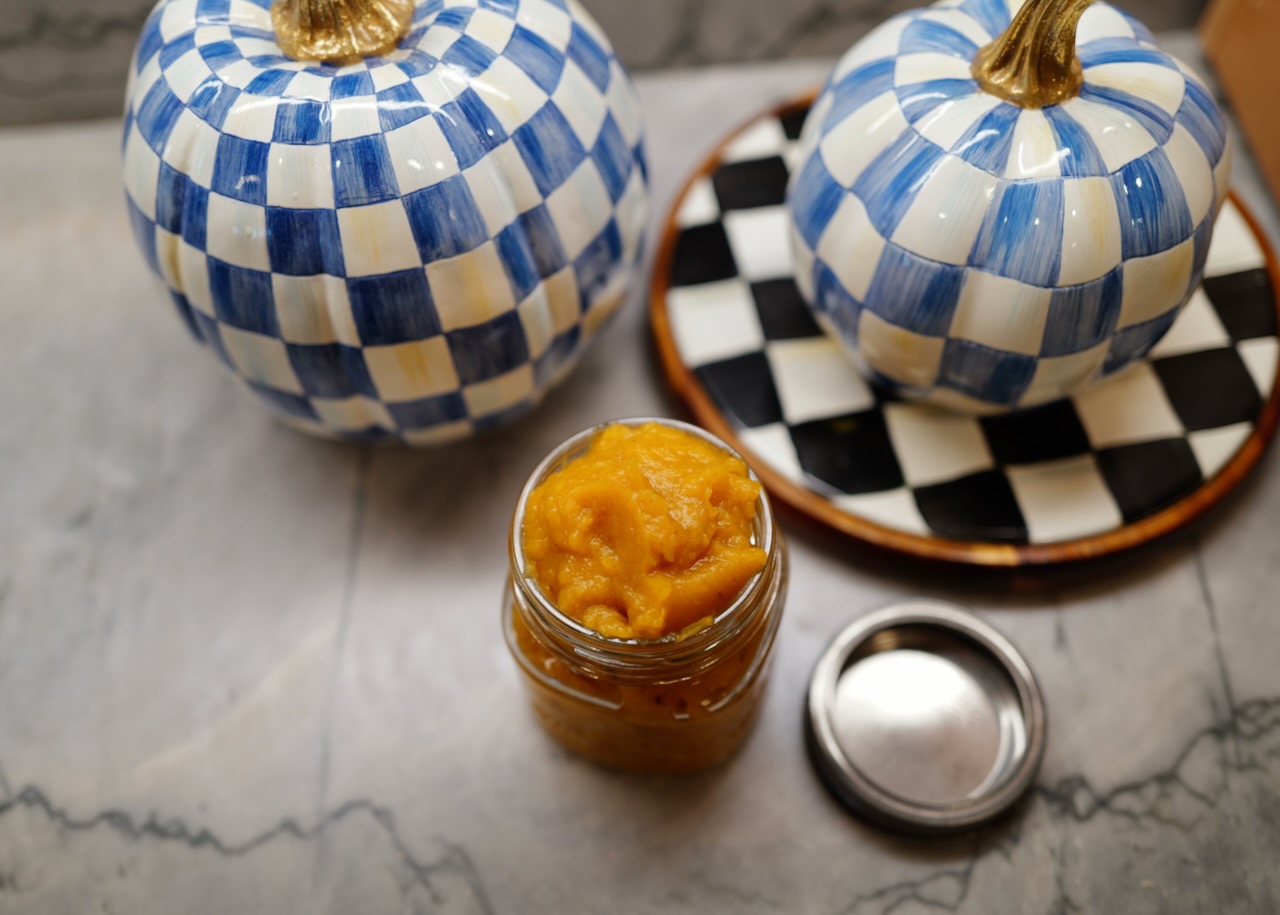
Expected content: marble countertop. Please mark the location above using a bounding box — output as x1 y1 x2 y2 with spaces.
2 50 1279 914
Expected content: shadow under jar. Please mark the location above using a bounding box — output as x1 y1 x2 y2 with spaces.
502 418 788 774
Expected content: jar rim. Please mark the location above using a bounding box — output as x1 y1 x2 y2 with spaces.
508 416 777 658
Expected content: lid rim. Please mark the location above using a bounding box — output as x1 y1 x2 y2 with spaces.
806 601 1047 836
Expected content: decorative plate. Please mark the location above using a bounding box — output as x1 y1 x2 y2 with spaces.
651 99 1280 566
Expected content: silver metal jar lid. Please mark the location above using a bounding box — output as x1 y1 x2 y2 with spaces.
806 600 1046 835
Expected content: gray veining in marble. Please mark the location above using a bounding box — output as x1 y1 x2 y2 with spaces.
1 49 1278 914
0 0 1208 126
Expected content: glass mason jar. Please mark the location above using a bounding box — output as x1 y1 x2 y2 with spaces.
502 417 788 774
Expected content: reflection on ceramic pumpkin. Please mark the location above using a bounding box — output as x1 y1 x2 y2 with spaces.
123 0 648 444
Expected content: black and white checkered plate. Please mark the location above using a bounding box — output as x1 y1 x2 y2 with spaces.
651 100 1280 565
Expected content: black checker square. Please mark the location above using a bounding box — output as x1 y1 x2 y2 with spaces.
1095 439 1203 523
789 411 903 496
693 352 783 429
752 279 824 340
670 223 738 287
1151 348 1264 431
913 472 1029 544
1203 269 1277 341
779 108 808 141
980 400 1092 465
711 156 791 211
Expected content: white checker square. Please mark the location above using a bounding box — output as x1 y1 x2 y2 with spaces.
857 309 946 389
419 24 463 59
542 266 580 334
1056 97 1157 172
1074 363 1184 447
1239 337 1279 399
1076 2 1136 42
914 94 1001 151
894 52 973 88
284 71 333 101
337 200 423 277
581 271 626 337
950 270 1052 355
1059 177 1123 286
385 117 461 194
222 95 279 142
329 97 383 140
1188 422 1252 480
154 228 182 289
1205 201 1266 278
552 61 609 150
832 489 930 537
194 25 232 47
884 401 993 487
272 274 359 346
310 395 396 432
480 141 544 215
234 36 283 59
677 178 720 228
1161 124 1213 228
516 287 556 359
204 192 270 271
817 194 886 302
917 8 993 46
465 7 518 52
464 364 536 417
369 65 410 92
831 14 910 82
159 0 198 41
666 279 764 367
401 420 475 446
819 92 909 188
364 336 461 401
615 170 648 264
604 60 643 147
219 326 304 394
266 142 336 209
470 58 549 134
545 160 612 258
412 67 472 110
163 49 215 104
163 109 220 188
426 241 518 330
1212 138 1232 216
217 60 264 91
178 241 214 316
891 154 997 266
767 337 876 424
123 123 161 219
518 0 573 49
722 118 788 164
792 222 816 304
1117 236 1194 329
723 206 794 282
463 160 520 236
1005 109 1062 179
1019 341 1108 407
737 423 806 487
1149 288 1230 358
1007 456 1123 544
1085 62 1185 116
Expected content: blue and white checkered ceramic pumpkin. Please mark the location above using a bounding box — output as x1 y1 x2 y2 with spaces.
788 0 1230 414
123 0 647 444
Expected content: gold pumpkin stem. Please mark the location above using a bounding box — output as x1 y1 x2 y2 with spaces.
972 0 1095 108
271 0 414 65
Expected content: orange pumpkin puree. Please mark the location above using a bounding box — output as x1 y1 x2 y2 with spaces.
522 422 767 640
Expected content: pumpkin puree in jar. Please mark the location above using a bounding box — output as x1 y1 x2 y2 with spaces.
522 422 767 640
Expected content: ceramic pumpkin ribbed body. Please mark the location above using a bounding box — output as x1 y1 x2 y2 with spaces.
787 0 1231 414
122 0 647 444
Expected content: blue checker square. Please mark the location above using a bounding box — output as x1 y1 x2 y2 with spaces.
591 114 632 202
853 131 945 238
347 269 440 346
953 104 1019 175
566 22 611 91
895 78 975 124
865 246 965 336
274 98 331 144
812 262 862 339
1041 270 1122 357
825 60 895 137
898 17 980 57
403 175 489 261
1111 149 1194 260
396 51 439 80
514 104 587 196
187 80 240 130
447 312 531 385
789 156 843 250
159 33 198 69
1044 105 1107 178
331 70 375 99
534 326 581 388
441 33 499 78
155 162 189 234
495 224 541 302
437 89 510 170
937 339 1038 405
136 80 185 151
480 0 519 14
168 291 202 342
245 68 294 97
286 343 378 399
574 221 623 304
209 259 279 335
189 308 235 367
376 82 429 132
505 26 566 94
434 6 475 29
135 13 165 68
970 179 1064 287
1103 309 1181 374
195 0 231 19
180 182 210 249
518 205 569 277
386 391 469 428
126 197 159 275
1178 79 1228 164
331 135 401 207
212 134 271 205
266 208 345 276
199 39 242 71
